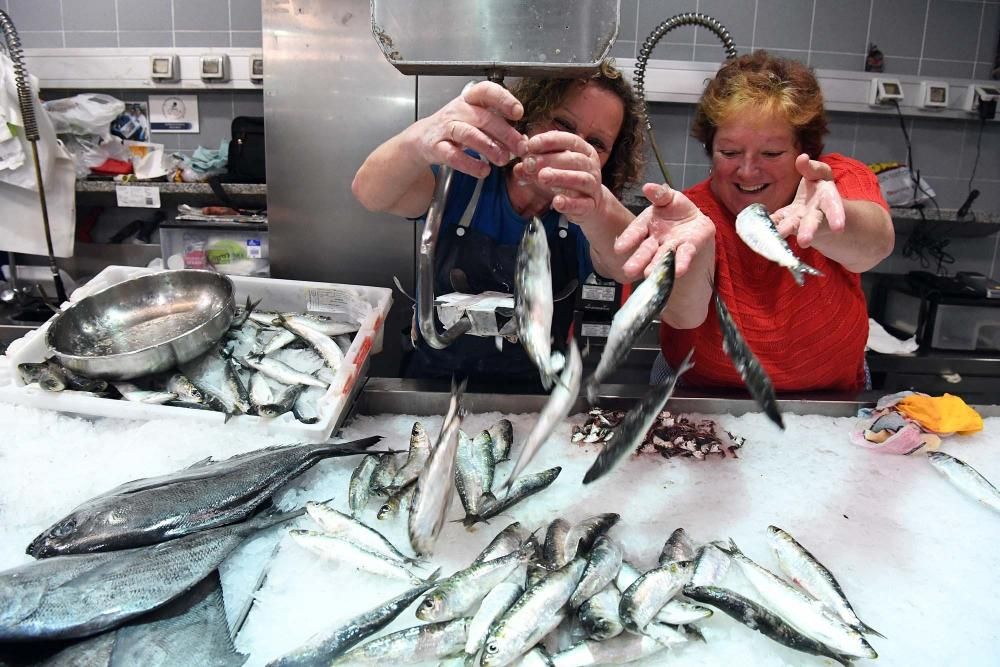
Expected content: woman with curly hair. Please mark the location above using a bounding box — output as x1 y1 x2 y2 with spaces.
353 61 644 387
618 50 894 392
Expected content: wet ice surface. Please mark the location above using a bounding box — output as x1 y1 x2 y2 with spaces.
1 401 998 666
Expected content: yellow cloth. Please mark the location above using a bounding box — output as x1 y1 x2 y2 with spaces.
896 393 984 435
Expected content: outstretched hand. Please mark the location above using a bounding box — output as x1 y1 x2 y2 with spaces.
614 183 716 282
771 154 846 248
411 81 530 178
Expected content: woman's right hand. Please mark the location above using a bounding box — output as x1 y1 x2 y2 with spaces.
615 183 716 282
409 81 530 178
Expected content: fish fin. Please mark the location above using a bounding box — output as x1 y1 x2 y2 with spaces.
424 566 444 583
859 621 886 639
392 275 417 303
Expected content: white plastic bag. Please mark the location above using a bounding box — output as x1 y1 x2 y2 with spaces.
875 164 936 207
43 93 124 137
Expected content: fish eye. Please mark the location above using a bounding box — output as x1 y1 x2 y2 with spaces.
421 598 435 609
52 520 76 538
485 642 498 654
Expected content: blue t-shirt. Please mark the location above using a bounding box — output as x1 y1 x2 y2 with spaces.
428 164 595 283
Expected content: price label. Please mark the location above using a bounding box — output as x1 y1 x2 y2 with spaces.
115 185 160 209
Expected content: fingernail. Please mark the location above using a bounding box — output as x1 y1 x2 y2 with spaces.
525 157 537 174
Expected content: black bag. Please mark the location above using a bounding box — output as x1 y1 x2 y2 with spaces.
226 116 265 183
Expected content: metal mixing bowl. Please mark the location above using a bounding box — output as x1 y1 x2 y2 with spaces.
46 270 236 380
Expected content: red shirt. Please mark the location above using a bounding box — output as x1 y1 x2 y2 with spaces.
660 153 888 392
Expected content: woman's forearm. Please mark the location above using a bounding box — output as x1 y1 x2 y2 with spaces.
351 125 436 218
810 199 895 273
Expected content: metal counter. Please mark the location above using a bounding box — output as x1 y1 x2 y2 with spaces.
352 377 1000 419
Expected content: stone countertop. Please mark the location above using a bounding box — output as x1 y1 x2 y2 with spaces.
75 180 266 195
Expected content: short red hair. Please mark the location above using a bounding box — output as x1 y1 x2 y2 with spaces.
692 50 828 159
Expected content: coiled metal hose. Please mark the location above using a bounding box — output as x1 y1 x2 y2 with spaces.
633 13 737 187
0 9 67 303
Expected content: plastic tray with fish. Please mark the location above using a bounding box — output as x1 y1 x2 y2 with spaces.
0 265 392 442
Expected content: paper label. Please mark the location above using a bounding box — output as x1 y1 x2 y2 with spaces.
582 284 616 302
246 239 262 258
149 95 200 133
115 185 160 208
581 322 611 338
307 288 368 318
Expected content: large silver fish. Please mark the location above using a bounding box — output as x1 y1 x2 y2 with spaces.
714 291 784 429
735 203 822 285
267 574 439 667
515 216 562 390
416 545 533 622
408 385 465 556
928 450 1000 513
14 571 244 667
684 585 854 666
329 618 470 665
0 509 301 641
583 349 694 484
464 467 562 527
584 251 675 403
482 558 587 667
718 540 877 659
767 525 883 639
455 429 497 518
505 341 582 490
549 633 665 666
27 437 381 558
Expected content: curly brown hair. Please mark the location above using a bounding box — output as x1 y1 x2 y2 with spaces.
692 50 828 159
509 60 645 197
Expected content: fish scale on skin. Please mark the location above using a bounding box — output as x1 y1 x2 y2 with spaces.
618 560 692 634
267 575 440 667
455 429 496 518
27 436 382 558
0 509 302 641
714 291 785 430
481 558 587 667
349 454 381 516
465 581 523 658
514 216 561 390
584 250 675 404
577 585 624 641
569 535 623 608
416 545 533 623
735 203 822 285
767 525 884 638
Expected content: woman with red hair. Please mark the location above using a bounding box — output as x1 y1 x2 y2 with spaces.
619 51 894 392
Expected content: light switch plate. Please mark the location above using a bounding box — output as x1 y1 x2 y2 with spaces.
200 54 230 82
150 55 179 81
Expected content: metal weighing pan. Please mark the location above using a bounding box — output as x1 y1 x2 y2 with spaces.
371 0 620 78
46 270 236 380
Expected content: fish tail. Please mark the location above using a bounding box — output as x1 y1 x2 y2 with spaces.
790 261 823 285
251 506 307 530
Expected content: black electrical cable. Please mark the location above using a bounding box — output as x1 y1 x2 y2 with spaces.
890 100 939 213
966 116 986 195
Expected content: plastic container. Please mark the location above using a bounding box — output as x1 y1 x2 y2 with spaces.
0 266 392 442
160 220 270 277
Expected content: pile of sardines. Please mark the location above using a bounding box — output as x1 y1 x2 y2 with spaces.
0 435 382 664
16 297 370 422
268 513 883 666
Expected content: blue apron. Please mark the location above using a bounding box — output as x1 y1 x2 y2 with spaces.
402 175 579 391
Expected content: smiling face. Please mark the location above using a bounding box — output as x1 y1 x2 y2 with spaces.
708 111 802 217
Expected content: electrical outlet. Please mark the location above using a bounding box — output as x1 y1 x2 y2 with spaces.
869 77 904 105
250 54 264 83
963 84 1000 115
200 54 230 82
150 55 179 82
918 81 949 109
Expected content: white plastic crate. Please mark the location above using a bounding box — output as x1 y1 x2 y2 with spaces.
0 266 392 442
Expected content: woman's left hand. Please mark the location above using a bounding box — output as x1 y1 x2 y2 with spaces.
771 154 847 248
512 130 606 222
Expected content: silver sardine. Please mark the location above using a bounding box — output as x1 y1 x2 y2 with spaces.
735 203 822 285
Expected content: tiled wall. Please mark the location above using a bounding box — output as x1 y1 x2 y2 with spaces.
4 0 999 275
2 0 262 48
